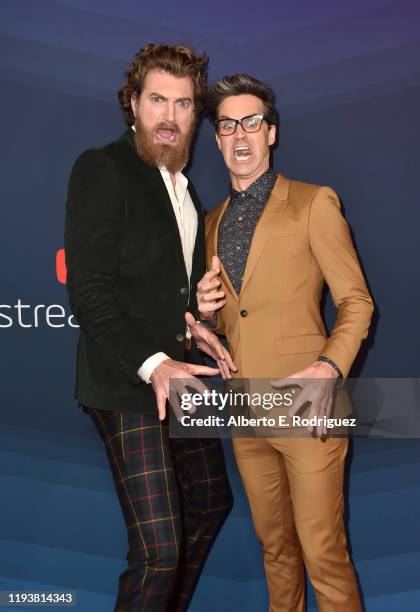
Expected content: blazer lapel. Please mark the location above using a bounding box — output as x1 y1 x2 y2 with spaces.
209 197 239 301
188 181 205 286
240 175 290 295
122 128 189 281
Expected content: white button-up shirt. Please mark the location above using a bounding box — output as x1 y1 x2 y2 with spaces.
133 136 198 383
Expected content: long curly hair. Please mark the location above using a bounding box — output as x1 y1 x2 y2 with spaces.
118 43 208 125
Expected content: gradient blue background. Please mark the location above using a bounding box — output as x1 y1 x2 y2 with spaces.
1 1 420 610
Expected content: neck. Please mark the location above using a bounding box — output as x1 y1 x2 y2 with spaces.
230 160 271 192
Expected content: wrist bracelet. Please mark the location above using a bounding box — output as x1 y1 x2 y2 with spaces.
317 355 343 378
195 310 217 330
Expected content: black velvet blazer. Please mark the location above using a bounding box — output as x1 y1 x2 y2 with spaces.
64 129 205 414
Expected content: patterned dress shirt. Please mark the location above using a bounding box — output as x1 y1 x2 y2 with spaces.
218 168 276 294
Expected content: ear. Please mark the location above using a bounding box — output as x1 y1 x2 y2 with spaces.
215 131 222 152
268 124 276 146
130 95 138 119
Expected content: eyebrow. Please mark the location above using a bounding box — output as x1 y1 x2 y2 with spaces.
218 113 260 120
149 92 192 103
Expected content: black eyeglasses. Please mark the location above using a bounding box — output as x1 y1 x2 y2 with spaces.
215 113 270 136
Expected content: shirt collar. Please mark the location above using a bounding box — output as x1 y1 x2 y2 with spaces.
160 167 188 204
230 167 276 204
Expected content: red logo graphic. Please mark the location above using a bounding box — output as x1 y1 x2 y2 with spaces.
56 249 67 284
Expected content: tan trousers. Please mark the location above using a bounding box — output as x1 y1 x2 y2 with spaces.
232 436 361 612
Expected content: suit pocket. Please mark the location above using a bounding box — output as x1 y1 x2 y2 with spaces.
274 334 326 355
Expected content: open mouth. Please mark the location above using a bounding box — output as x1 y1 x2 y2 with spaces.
156 128 178 143
233 145 252 161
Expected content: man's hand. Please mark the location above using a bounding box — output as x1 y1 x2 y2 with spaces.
185 312 237 380
271 361 339 437
150 358 219 421
197 255 226 323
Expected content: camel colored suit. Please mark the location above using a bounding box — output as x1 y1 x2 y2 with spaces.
205 174 373 611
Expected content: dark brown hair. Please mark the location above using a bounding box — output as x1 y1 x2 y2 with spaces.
118 43 208 125
207 73 278 127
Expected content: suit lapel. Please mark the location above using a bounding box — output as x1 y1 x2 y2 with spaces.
188 181 205 288
187 179 203 217
240 175 290 295
209 196 239 301
122 128 189 281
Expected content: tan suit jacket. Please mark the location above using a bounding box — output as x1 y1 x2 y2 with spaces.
205 174 373 383
208 175 366 607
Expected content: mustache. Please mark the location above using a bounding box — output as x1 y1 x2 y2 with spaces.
155 121 180 134
232 139 251 148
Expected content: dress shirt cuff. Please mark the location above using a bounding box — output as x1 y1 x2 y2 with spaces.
138 352 170 384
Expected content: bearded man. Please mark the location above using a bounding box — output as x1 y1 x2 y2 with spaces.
64 44 234 612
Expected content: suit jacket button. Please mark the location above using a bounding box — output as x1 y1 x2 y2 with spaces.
240 309 248 317
176 333 184 342
180 287 188 296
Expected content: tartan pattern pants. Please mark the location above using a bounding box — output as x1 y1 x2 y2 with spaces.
87 408 233 612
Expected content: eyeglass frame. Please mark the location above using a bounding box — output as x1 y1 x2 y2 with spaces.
215 113 272 135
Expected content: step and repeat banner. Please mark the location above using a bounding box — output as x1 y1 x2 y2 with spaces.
1 1 420 610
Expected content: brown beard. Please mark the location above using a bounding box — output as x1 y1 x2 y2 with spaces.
134 116 195 174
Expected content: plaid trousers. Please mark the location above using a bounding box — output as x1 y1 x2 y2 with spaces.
86 407 233 612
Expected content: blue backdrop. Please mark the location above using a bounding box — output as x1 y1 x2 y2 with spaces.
1 1 420 610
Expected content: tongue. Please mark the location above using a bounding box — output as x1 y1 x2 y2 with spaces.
157 129 174 140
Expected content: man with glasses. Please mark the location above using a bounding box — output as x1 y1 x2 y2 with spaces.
197 74 373 611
